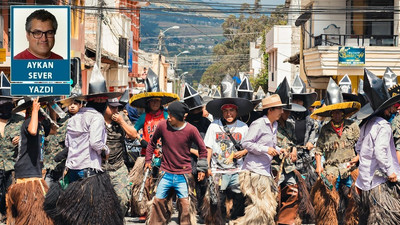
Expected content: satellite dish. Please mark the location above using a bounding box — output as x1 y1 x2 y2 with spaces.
295 11 311 27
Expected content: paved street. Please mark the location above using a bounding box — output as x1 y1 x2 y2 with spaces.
125 213 206 225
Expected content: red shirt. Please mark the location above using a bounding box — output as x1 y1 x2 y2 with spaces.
14 49 63 59
145 120 208 174
140 110 165 155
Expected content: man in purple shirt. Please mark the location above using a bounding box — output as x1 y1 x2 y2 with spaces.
356 69 400 225
145 101 208 225
237 94 285 224
44 68 124 225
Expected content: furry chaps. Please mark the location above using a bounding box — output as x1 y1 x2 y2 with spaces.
6 178 53 225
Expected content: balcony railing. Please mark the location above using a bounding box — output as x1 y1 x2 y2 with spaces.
313 34 398 47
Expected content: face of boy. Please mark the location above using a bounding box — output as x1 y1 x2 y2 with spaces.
149 99 161 112
222 107 237 124
167 113 180 126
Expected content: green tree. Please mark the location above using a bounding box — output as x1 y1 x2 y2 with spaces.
200 3 287 89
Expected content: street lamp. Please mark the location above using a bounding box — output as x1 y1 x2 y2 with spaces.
173 50 190 94
177 72 189 97
157 26 180 91
174 50 190 68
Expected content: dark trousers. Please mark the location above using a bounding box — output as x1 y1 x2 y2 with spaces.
0 170 13 215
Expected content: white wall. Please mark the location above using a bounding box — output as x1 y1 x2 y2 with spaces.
312 0 347 37
250 42 262 78
266 25 295 92
395 0 400 45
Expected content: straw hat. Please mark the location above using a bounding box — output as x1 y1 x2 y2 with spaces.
311 78 360 119
259 94 286 110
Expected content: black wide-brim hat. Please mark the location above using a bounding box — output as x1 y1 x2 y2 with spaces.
0 96 14 100
76 92 122 102
206 97 253 119
342 93 360 102
291 92 318 109
129 92 179 108
58 93 84 107
185 98 205 111
251 99 262 108
356 94 400 120
12 96 56 113
356 69 400 120
283 103 306 112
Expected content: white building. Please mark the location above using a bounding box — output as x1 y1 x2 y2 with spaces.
249 37 263 79
300 0 400 97
265 0 301 93
85 0 132 92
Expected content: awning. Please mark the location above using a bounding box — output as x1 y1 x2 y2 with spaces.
85 41 125 64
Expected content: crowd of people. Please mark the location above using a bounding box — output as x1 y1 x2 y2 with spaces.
0 67 400 225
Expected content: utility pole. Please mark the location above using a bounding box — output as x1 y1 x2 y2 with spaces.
156 26 179 92
157 30 164 91
95 0 105 67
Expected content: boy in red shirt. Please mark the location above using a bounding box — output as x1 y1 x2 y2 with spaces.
145 101 208 225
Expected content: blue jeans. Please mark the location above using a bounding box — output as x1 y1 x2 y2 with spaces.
220 173 241 193
336 175 353 190
155 172 188 199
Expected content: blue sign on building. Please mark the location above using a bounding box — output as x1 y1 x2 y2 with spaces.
10 5 71 96
338 47 365 66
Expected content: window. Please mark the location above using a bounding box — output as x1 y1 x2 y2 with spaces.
349 0 394 45
119 37 128 65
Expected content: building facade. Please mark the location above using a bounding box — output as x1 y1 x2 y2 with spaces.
265 0 301 93
300 0 400 97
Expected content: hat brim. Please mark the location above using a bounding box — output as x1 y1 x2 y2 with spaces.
356 94 400 120
342 93 360 102
255 102 287 112
283 103 307 112
129 92 179 108
58 95 83 107
251 99 262 108
0 96 21 101
188 104 205 111
12 96 57 113
292 92 318 109
206 98 253 119
76 92 122 102
357 93 369 107
311 101 321 107
310 101 361 119
109 102 123 107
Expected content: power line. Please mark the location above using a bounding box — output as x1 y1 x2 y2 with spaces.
5 2 400 15
141 32 262 39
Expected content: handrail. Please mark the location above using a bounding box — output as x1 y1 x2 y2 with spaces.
312 34 398 47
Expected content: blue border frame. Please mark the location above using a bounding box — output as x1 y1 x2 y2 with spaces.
10 5 71 96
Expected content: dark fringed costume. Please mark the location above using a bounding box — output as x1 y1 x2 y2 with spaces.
358 182 400 225
202 176 224 225
129 157 152 216
6 178 53 225
45 172 123 225
201 174 246 225
233 171 277 225
311 169 359 225
277 170 315 225
311 174 339 225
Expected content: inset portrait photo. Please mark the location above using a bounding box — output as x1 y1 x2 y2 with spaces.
12 7 69 60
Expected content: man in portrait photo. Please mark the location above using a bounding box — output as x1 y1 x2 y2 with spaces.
14 9 63 60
